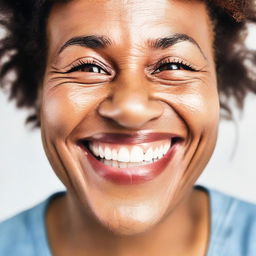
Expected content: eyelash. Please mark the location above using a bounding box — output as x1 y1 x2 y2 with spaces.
66 57 198 74
153 58 198 73
66 59 109 74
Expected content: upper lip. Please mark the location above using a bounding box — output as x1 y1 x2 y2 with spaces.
78 131 184 145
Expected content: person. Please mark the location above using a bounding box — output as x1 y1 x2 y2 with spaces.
0 0 256 255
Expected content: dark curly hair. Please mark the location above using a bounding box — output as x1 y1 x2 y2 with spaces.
0 0 256 126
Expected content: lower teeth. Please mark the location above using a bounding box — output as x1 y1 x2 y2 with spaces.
99 159 156 168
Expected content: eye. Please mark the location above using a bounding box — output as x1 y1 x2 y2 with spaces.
66 60 109 74
153 60 196 74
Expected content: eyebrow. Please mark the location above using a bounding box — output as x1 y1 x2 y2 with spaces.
58 35 112 54
58 33 206 59
148 33 206 59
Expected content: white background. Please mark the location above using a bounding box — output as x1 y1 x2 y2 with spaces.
1 25 256 221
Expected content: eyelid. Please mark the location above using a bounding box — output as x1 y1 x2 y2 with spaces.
65 57 112 74
148 56 200 73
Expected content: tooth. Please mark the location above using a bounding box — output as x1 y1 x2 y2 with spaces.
130 146 144 162
162 145 168 156
104 147 112 160
163 144 169 154
158 145 164 158
99 145 104 158
119 162 127 168
93 144 100 157
112 149 118 161
112 160 118 167
118 147 130 162
104 159 112 166
144 147 153 162
127 162 140 167
164 141 171 154
153 148 159 159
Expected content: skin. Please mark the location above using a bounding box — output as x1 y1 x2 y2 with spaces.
40 0 220 255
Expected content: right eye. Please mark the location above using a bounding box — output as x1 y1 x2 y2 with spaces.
66 60 109 74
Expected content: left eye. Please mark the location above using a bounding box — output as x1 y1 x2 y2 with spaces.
67 63 107 74
154 62 194 73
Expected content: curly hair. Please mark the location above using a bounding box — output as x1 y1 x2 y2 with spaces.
0 0 255 126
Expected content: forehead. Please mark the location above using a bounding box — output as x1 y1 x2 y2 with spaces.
47 0 212 56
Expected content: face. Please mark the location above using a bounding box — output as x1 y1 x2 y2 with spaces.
41 0 219 235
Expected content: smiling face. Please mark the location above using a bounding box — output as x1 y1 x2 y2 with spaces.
41 0 219 235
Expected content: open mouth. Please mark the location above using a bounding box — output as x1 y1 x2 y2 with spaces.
78 133 182 184
81 138 179 167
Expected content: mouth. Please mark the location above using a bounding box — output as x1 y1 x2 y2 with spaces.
78 133 182 185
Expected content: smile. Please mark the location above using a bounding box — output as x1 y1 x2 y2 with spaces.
79 133 182 185
89 139 171 168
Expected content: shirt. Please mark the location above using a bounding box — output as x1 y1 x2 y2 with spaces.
0 187 255 256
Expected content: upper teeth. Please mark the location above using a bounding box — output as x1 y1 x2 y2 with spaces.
89 140 171 163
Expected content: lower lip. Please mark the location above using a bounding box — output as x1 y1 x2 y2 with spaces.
81 144 176 185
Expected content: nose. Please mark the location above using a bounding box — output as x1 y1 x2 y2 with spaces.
98 76 163 129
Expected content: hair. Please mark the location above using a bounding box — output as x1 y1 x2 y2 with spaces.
0 0 255 126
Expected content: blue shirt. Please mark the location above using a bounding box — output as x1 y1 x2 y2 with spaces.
0 187 256 256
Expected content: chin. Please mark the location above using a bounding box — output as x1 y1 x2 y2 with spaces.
95 204 162 236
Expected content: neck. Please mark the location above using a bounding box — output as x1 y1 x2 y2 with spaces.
46 187 210 256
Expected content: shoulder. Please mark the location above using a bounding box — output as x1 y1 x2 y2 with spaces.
207 187 256 256
0 207 36 255
0 192 64 256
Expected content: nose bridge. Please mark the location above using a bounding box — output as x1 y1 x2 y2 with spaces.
113 72 148 105
98 72 164 129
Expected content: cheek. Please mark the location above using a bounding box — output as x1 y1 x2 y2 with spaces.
170 86 219 188
171 79 220 136
180 88 220 130
40 86 98 138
